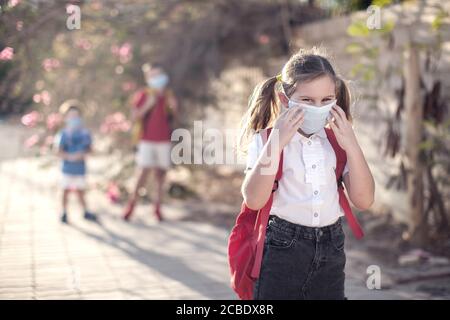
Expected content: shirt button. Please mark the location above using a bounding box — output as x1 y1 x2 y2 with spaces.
314 212 318 218
314 190 319 195
312 164 316 169
307 141 312 145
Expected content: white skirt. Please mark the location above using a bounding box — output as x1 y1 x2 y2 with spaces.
136 141 172 169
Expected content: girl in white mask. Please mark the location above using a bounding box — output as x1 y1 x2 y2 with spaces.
236 47 375 300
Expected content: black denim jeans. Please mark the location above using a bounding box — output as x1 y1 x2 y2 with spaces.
253 215 346 300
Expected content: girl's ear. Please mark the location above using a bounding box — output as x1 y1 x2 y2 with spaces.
277 91 289 108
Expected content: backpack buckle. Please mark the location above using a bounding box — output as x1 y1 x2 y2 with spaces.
272 180 279 193
337 176 344 189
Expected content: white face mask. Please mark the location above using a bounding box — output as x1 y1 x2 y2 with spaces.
287 98 336 134
147 73 169 89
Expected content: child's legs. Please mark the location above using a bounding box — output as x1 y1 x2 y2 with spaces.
62 189 70 212
153 142 171 207
131 167 151 202
76 189 87 211
154 168 166 206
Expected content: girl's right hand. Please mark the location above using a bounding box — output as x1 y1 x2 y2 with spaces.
271 106 305 148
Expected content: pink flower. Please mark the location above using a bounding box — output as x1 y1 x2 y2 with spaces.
24 134 40 149
41 90 51 106
122 81 136 92
21 111 41 127
75 39 92 51
0 47 14 61
100 112 131 134
111 43 133 64
8 0 20 8
33 94 41 103
46 113 63 131
107 182 121 203
42 58 61 72
258 34 270 45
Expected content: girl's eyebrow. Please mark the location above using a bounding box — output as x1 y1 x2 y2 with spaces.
298 95 336 99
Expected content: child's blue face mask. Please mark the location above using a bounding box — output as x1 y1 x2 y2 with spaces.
67 117 82 130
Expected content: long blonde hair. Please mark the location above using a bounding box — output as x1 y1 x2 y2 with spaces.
238 47 352 155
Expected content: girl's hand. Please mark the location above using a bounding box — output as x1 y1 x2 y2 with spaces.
328 105 359 152
272 106 305 149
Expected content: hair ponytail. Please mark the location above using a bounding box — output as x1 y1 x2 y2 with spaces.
336 76 352 122
238 76 279 155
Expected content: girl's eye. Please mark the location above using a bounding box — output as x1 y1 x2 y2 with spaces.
302 98 312 102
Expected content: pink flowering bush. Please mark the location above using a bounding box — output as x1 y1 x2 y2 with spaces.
0 47 14 61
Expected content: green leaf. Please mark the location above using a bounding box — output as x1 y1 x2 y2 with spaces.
347 21 370 37
379 20 396 34
372 0 392 8
431 9 448 31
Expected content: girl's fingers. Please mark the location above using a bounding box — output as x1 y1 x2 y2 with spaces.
330 109 343 128
332 105 348 125
328 119 339 133
292 112 305 129
334 105 347 120
291 109 304 125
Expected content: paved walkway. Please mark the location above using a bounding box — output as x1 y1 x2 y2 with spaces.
0 156 237 299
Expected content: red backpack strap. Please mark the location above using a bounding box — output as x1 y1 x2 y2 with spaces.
325 128 364 239
251 127 284 278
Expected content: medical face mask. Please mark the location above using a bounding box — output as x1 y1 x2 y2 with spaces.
287 97 336 134
147 73 169 89
67 117 82 130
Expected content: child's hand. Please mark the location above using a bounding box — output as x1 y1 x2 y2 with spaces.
272 107 305 149
328 105 359 151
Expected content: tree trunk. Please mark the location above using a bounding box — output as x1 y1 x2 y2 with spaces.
404 44 426 245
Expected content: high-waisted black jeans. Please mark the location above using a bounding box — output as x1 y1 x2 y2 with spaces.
253 215 346 300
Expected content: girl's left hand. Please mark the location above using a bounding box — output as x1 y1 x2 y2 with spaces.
328 105 359 152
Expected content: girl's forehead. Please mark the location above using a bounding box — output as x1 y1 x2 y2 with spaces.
291 75 335 98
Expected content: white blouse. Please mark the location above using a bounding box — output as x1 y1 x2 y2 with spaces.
244 128 349 227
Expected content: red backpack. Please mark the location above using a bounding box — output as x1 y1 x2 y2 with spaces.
227 127 364 300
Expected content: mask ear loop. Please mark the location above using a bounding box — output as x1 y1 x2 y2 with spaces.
278 78 290 109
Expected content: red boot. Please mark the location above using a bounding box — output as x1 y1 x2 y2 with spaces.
123 199 136 221
154 203 164 222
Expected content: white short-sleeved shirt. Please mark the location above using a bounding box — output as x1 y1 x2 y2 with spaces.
245 128 349 227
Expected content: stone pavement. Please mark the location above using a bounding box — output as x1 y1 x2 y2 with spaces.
0 156 237 300
0 151 434 300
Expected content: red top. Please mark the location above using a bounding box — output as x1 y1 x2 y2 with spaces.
133 89 171 142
